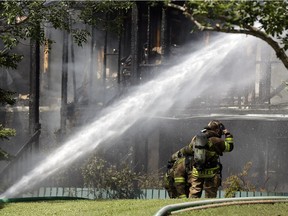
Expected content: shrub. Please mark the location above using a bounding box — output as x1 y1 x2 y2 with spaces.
81 154 142 199
223 162 256 197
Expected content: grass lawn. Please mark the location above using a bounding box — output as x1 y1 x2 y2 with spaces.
1 198 288 216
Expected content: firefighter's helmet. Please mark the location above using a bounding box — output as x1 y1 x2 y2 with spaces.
207 120 225 137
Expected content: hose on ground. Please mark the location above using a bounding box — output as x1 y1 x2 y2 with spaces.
0 196 88 203
172 199 288 214
154 196 288 216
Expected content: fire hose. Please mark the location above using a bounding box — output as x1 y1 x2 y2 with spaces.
0 196 88 203
154 196 288 216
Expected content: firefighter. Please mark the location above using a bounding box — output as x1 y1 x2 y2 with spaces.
164 156 192 198
171 120 234 198
173 156 192 198
163 160 177 198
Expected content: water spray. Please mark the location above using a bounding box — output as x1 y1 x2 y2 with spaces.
0 34 245 198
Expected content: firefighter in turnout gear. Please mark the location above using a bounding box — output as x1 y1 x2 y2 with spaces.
164 160 178 198
171 120 234 198
164 156 192 198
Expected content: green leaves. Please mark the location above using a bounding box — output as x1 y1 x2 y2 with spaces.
0 124 16 161
0 88 16 161
71 29 89 47
223 162 256 198
0 51 23 69
0 88 16 105
82 154 141 199
186 1 288 49
168 0 288 70
79 1 132 34
0 1 134 69
0 124 16 141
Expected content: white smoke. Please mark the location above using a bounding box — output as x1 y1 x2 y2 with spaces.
1 34 251 198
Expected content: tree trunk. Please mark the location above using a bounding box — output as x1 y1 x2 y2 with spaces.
131 2 140 85
60 29 68 135
29 32 41 152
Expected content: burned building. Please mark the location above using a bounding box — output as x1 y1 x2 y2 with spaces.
1 2 288 194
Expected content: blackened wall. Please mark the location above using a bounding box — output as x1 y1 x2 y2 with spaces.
133 116 288 192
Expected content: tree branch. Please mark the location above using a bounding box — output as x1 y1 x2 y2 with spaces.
168 2 288 70
0 15 29 34
167 3 185 12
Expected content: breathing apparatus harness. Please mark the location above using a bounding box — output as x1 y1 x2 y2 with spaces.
193 130 209 171
192 128 223 180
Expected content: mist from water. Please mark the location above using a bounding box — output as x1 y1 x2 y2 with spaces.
1 34 251 198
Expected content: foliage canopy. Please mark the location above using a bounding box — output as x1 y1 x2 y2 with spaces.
167 0 288 70
0 89 16 161
0 0 132 68
0 0 132 161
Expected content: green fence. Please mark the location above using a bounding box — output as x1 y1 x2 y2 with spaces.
20 187 288 200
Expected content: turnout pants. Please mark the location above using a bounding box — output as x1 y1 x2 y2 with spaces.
188 173 221 198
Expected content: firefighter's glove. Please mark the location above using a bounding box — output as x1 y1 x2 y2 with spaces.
223 129 232 137
177 151 184 158
167 160 174 169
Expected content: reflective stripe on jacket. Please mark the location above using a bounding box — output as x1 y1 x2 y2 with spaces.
224 137 233 152
178 194 186 199
174 177 185 184
192 165 220 178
